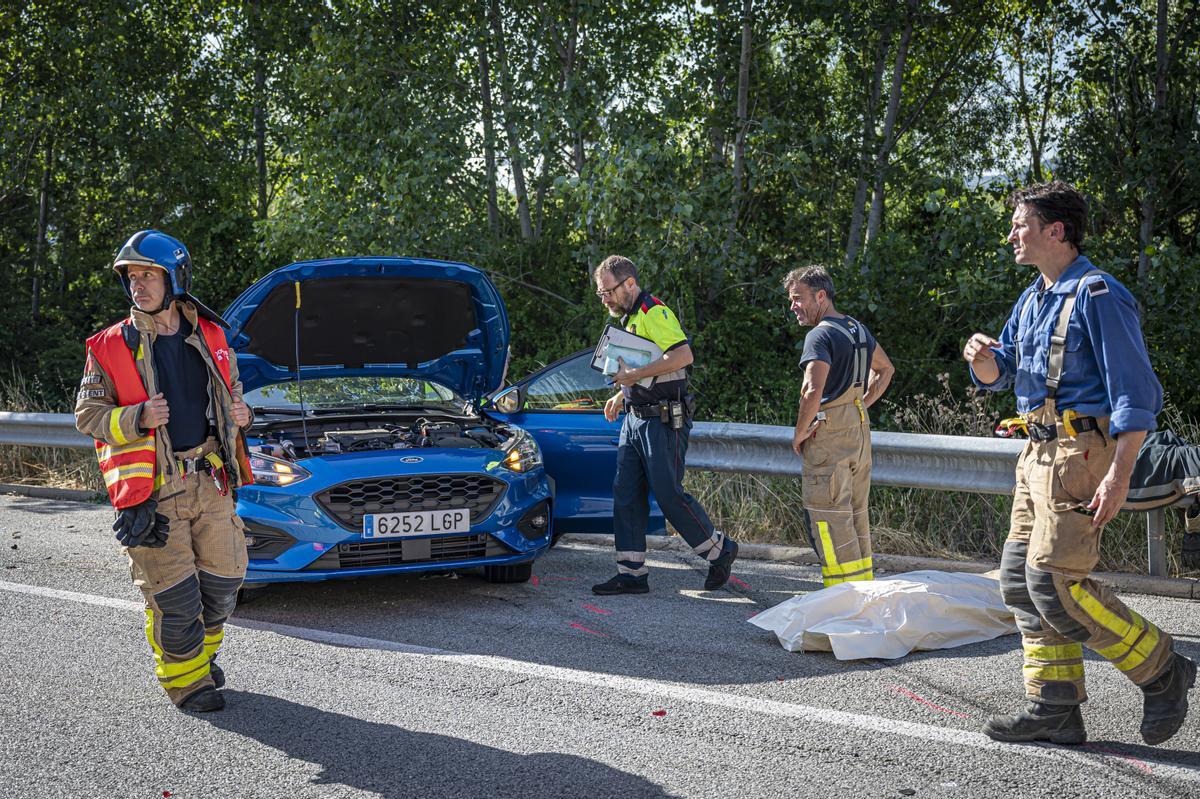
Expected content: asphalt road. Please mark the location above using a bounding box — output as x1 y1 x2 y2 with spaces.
1 494 1199 799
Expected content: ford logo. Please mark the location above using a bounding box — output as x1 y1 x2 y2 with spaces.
400 456 423 464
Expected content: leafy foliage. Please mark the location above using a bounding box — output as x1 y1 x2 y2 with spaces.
2 0 1198 435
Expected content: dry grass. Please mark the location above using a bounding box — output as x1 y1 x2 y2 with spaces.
0 371 102 492
3 371 1195 575
686 378 1200 577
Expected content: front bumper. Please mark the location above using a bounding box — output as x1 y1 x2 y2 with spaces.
237 467 553 584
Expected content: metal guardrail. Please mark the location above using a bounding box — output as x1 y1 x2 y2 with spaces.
687 422 1170 577
0 412 91 449
689 422 1024 494
0 411 1172 576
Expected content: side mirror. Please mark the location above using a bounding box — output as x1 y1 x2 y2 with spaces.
492 386 523 414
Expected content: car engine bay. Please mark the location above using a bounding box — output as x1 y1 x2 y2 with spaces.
250 415 510 460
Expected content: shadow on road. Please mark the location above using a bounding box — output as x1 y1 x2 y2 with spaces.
205 690 671 798
232 544 1024 689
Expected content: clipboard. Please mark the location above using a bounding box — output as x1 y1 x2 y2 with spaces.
590 323 663 389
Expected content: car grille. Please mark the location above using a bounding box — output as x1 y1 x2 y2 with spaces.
315 474 506 532
304 534 512 570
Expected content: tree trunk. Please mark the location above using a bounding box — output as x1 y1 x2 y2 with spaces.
1034 25 1055 181
723 0 752 257
556 4 584 175
487 0 534 242
252 0 267 220
1013 24 1041 181
477 37 500 236
1138 0 1169 286
32 138 51 322
843 21 892 269
863 2 915 262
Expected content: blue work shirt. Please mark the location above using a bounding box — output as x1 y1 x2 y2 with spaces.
971 255 1161 437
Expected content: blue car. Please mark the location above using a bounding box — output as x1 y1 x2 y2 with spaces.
226 257 553 585
486 350 666 536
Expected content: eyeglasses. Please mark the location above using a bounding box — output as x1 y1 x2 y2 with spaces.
596 278 629 298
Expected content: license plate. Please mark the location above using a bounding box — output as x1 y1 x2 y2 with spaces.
363 509 471 538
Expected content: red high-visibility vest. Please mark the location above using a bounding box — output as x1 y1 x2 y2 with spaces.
86 316 252 509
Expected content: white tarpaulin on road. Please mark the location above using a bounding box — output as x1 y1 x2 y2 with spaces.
748 570 1017 660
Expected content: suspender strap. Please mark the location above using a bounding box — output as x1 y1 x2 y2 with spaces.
1045 269 1105 399
817 317 871 388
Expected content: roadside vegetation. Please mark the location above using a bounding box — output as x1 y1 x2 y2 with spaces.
686 377 1200 576
4 370 1195 576
2 3 1198 574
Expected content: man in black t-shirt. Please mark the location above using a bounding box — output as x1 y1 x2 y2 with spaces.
785 266 894 587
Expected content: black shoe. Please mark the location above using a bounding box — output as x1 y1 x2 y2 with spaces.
178 687 225 713
210 662 225 690
704 538 739 591
1141 653 1197 745
591 574 649 595
982 702 1086 745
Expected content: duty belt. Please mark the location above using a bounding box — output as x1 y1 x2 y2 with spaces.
627 396 694 422
176 454 211 475
1026 414 1100 443
628 402 670 420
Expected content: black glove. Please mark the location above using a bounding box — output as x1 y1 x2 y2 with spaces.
1182 506 1200 570
1182 533 1200 571
112 499 170 549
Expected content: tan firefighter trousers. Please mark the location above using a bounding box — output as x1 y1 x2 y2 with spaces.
1001 401 1174 705
802 386 874 587
126 439 248 705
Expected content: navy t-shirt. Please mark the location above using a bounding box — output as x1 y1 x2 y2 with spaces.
152 318 212 450
800 316 877 404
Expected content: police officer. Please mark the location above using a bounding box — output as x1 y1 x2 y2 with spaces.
785 266 894 587
75 231 254 713
964 181 1194 746
590 255 737 595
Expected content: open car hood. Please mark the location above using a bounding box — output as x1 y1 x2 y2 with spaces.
223 257 509 401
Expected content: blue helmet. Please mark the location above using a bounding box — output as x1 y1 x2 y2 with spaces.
112 230 192 300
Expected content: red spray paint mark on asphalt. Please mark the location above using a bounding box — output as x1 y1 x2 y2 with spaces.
582 603 612 615
530 575 540 586
728 575 751 589
889 685 971 718
651 709 667 717
569 622 607 636
1084 743 1152 774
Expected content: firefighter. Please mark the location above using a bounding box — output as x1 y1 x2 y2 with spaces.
590 255 738 595
785 266 894 587
964 181 1195 746
75 231 254 712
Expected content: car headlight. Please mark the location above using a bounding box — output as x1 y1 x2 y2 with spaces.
501 427 542 473
249 453 311 486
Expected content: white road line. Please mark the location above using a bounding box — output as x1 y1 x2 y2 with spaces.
3 578 1198 784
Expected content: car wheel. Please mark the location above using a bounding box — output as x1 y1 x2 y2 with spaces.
483 562 533 583
236 584 269 606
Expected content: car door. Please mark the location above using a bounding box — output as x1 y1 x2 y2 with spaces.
488 349 665 535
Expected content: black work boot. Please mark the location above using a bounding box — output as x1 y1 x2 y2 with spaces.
704 538 739 591
178 687 225 713
591 573 649 596
1140 653 1197 746
210 661 225 690
982 702 1086 745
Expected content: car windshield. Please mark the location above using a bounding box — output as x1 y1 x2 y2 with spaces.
245 377 466 413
